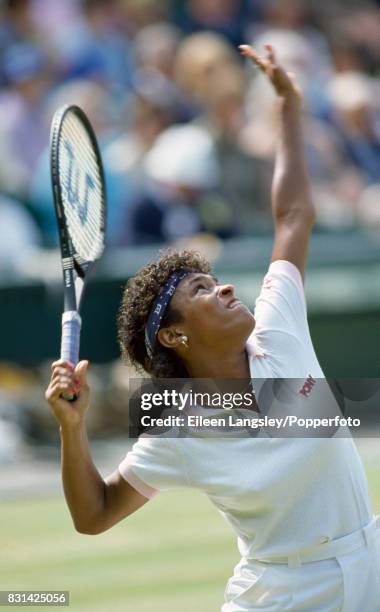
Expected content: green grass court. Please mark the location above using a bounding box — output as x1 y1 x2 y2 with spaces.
1 465 379 612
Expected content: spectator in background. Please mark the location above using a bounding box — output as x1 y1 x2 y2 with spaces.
174 30 238 112
0 194 41 276
241 31 366 230
333 3 380 76
28 0 81 41
65 20 184 247
198 62 273 232
0 0 379 251
0 41 50 199
47 0 134 109
125 123 236 244
132 22 188 120
250 29 332 120
328 72 380 185
0 0 37 70
173 31 272 233
329 33 375 76
327 71 380 229
248 0 331 64
133 21 182 79
174 0 247 47
118 0 171 38
103 92 178 246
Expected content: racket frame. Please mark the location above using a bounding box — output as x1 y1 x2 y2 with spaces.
50 104 106 374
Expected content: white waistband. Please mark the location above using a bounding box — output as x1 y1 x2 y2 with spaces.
254 515 380 569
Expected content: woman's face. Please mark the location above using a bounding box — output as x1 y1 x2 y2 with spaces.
169 272 255 350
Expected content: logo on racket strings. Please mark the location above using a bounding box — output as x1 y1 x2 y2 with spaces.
63 141 95 224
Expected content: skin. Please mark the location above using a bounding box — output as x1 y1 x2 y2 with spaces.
46 44 316 534
158 273 255 379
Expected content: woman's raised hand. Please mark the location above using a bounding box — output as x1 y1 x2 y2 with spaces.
239 43 302 106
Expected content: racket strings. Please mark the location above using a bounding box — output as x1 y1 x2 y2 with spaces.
58 112 105 261
59 124 103 255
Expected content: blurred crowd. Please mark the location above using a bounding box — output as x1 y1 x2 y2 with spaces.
1 0 380 274
1 0 380 456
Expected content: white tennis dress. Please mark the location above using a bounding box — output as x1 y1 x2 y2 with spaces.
119 260 380 611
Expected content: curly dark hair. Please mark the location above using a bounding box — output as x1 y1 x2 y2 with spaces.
118 249 211 378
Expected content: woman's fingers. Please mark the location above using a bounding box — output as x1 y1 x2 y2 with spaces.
239 44 274 76
51 359 74 372
46 378 76 399
239 42 302 102
51 370 77 386
47 361 80 401
50 361 75 380
264 43 275 65
46 359 90 427
239 45 266 67
51 367 71 378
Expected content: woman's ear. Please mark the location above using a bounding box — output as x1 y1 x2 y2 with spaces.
157 327 184 350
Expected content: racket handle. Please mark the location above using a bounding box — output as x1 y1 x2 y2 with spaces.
61 311 82 401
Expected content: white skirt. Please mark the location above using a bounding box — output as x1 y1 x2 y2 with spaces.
222 518 380 611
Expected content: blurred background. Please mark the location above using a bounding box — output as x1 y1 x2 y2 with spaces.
0 0 379 610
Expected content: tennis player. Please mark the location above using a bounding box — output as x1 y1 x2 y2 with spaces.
46 45 380 610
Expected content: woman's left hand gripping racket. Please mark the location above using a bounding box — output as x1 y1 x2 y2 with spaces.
50 105 106 400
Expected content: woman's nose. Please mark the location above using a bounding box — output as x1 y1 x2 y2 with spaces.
219 284 235 296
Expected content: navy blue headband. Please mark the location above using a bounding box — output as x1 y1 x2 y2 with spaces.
145 270 195 358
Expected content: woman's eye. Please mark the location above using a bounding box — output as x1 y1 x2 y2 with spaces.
196 284 206 292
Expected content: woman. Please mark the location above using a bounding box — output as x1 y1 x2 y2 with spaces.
46 45 380 611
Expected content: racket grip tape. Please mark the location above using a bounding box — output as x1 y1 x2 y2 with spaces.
61 311 82 367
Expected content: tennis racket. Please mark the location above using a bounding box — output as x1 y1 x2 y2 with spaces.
50 104 106 399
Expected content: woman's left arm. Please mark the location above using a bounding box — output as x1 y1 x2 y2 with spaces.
239 44 316 281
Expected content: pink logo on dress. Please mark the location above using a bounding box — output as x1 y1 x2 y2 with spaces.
299 375 316 397
263 277 272 291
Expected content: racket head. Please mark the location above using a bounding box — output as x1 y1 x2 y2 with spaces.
50 104 107 273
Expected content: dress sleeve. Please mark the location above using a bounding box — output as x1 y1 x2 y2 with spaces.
252 260 314 364
118 435 189 499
